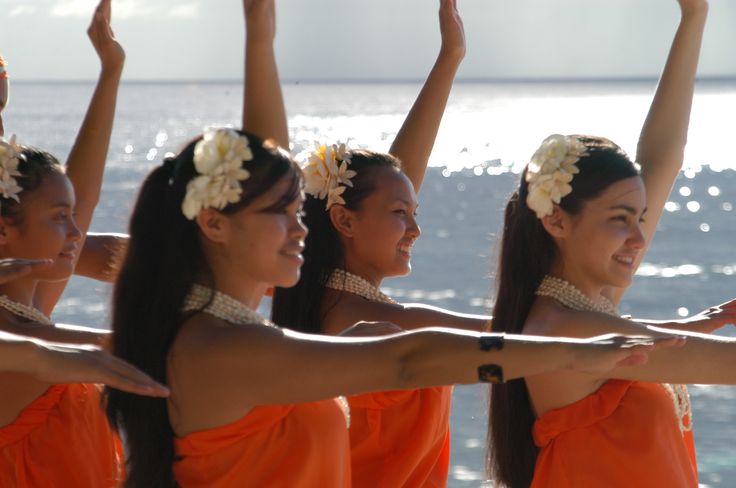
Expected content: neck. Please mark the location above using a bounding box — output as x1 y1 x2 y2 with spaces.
342 255 384 288
548 261 605 302
0 277 39 308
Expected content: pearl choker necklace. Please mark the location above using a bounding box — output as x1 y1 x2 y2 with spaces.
535 275 618 315
535 274 691 434
324 269 398 305
182 284 272 327
0 295 53 325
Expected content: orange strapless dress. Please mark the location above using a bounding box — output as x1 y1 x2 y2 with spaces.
0 384 124 488
532 380 697 487
348 386 452 488
174 398 351 487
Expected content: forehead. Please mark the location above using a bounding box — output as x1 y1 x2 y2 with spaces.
22 172 75 207
584 176 645 211
367 166 417 204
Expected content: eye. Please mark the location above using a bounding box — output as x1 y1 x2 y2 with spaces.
393 208 407 215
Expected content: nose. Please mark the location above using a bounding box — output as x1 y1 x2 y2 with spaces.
628 222 645 249
291 212 308 241
68 216 82 243
407 214 421 239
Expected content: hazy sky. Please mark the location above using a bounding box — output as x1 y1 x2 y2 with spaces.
1 0 735 81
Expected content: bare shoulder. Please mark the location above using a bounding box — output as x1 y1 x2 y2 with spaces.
170 312 284 368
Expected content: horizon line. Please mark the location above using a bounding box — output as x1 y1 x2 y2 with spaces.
9 75 736 85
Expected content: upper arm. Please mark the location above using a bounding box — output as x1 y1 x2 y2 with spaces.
323 298 489 335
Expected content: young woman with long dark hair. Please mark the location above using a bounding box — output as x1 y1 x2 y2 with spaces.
0 2 135 486
486 2 736 486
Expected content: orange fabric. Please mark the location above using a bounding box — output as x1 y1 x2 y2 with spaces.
348 386 452 488
0 384 124 488
174 398 351 488
532 380 697 488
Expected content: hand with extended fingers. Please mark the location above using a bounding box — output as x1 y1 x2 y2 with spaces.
439 0 466 62
88 0 125 73
566 333 685 375
35 341 169 396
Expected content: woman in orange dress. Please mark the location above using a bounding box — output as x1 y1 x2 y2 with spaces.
103 3 671 487
272 2 490 486
0 1 136 486
486 2 733 487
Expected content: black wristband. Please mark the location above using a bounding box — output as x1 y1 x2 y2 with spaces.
478 364 505 383
479 334 505 352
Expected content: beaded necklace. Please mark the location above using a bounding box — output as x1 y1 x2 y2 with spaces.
0 295 53 325
182 284 273 327
535 274 692 434
324 269 398 305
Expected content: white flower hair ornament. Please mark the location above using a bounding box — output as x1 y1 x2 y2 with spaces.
181 128 254 220
0 135 24 210
301 142 357 210
525 134 588 219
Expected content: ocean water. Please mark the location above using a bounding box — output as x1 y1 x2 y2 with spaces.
7 80 736 486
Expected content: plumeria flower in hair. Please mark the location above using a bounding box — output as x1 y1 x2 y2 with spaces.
301 141 357 209
525 134 587 219
0 135 24 206
181 128 254 220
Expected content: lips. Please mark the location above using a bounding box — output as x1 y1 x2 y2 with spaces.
397 243 413 256
59 246 78 259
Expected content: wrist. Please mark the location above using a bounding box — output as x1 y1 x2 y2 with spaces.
437 48 465 68
680 2 709 21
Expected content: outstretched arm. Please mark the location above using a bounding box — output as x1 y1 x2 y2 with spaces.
389 0 465 192
36 0 125 314
609 0 708 304
242 0 289 149
168 314 663 420
633 297 736 334
0 331 168 397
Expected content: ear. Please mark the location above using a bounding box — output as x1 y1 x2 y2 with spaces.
540 205 569 239
328 205 356 239
195 208 229 244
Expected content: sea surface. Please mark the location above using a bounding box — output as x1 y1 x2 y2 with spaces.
7 80 736 486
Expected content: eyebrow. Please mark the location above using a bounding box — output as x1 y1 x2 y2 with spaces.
394 198 419 207
609 204 647 215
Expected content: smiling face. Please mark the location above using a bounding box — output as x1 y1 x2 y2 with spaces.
217 172 308 289
0 172 81 281
338 166 420 282
553 175 646 293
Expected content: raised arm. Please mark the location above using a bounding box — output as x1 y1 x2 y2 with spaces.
241 0 289 149
36 0 125 314
609 0 708 304
0 54 9 137
388 0 465 192
0 331 168 396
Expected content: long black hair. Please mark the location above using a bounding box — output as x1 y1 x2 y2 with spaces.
104 130 301 488
487 135 640 488
271 149 401 333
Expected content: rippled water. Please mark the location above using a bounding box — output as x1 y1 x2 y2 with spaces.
7 81 736 486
